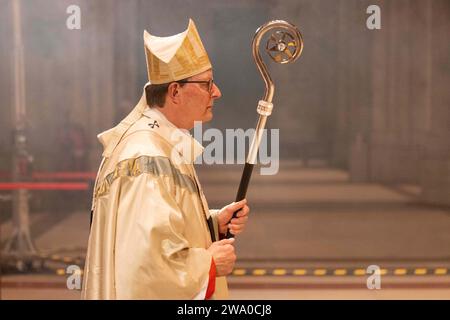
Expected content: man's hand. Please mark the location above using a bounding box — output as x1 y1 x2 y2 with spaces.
216 199 250 236
207 238 236 276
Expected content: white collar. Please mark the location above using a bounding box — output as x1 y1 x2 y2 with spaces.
97 84 204 164
142 107 204 164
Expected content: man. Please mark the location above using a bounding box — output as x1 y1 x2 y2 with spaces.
82 19 250 299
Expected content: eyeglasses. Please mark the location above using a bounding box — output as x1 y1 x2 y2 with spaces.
177 79 214 94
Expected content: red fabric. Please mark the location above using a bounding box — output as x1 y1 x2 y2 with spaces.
0 182 88 190
205 258 216 300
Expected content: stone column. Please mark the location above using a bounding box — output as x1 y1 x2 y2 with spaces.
419 0 450 205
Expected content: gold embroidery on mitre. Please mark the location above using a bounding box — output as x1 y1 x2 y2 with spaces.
144 19 212 84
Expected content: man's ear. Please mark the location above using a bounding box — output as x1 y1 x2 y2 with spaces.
167 82 181 104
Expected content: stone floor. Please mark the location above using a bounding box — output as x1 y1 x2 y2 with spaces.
1 162 450 299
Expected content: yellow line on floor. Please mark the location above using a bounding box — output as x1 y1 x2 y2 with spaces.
353 269 366 276
253 269 267 276
50 266 450 278
394 268 407 275
273 269 287 276
334 269 347 276
414 268 427 275
435 268 448 275
293 269 307 276
233 269 246 276
314 269 327 276
56 269 65 276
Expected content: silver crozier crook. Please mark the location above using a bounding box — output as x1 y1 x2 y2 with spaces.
226 20 304 238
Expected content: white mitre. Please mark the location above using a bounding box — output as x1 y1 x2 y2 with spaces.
144 19 212 84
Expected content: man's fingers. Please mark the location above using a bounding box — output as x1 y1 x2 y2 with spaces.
236 205 250 217
231 215 248 225
215 238 235 246
228 224 245 235
227 199 247 212
229 223 245 231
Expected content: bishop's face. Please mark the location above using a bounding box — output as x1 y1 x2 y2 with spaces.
178 69 222 129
